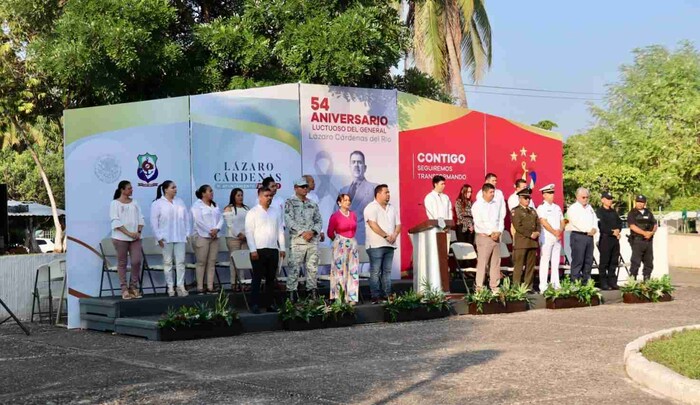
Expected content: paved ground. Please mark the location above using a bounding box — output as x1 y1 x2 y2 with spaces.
1 269 699 404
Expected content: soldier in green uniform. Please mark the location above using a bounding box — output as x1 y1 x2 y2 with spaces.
511 188 541 288
284 178 323 300
627 195 657 281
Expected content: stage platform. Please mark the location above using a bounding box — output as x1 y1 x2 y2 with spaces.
79 279 623 340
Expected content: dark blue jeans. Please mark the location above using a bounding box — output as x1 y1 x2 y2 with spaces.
367 247 394 299
570 232 593 282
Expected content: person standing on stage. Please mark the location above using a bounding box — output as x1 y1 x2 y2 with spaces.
476 173 506 227
424 175 453 221
507 179 535 213
339 151 378 244
536 184 564 293
455 184 475 245
262 176 285 215
472 183 504 292
627 195 657 281
110 180 145 300
224 188 249 290
285 177 323 299
567 187 598 282
364 184 401 303
511 188 540 289
596 191 623 290
326 194 359 303
191 185 223 295
245 187 286 313
150 180 192 297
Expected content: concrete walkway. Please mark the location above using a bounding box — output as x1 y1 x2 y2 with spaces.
2 269 699 404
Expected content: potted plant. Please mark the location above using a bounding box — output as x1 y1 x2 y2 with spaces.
279 296 327 331
157 290 243 341
324 288 357 328
465 278 530 315
621 275 674 304
543 278 602 309
383 283 451 323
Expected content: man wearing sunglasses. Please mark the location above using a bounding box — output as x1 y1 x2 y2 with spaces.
567 187 599 282
284 177 323 300
511 188 540 289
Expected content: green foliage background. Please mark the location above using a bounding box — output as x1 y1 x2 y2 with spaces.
564 42 700 212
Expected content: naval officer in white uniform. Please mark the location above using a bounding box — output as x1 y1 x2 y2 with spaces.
536 184 564 293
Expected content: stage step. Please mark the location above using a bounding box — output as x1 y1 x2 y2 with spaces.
113 303 390 340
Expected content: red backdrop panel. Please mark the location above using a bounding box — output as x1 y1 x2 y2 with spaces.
398 111 487 273
484 114 564 211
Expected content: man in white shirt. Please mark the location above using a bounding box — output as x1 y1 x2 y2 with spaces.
508 179 535 213
536 184 564 293
471 183 504 291
364 184 401 303
476 173 506 225
567 187 599 282
245 187 286 314
424 175 453 221
262 176 286 218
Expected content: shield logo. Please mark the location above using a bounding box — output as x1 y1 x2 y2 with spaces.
137 153 159 183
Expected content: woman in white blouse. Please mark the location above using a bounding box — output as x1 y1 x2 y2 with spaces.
191 184 223 295
150 180 191 297
110 180 145 300
223 188 249 289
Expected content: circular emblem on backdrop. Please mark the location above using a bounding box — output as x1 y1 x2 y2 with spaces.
94 154 122 183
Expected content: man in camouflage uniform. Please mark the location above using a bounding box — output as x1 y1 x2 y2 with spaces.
285 177 323 300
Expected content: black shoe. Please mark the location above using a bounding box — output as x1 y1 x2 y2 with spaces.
267 305 279 313
251 305 261 314
371 298 380 305
599 284 610 291
610 284 620 290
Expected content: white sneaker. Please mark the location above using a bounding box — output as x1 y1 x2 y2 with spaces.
177 287 189 297
167 287 175 297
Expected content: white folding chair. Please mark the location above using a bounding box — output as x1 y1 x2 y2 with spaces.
451 242 477 291
141 236 167 294
317 247 334 282
358 245 371 279
500 230 513 245
499 242 514 273
99 237 132 297
231 249 253 310
50 259 67 326
30 260 65 324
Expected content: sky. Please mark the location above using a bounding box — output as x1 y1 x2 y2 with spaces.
465 0 700 139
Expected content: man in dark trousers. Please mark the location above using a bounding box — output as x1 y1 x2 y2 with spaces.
627 195 657 281
596 192 623 290
511 188 540 289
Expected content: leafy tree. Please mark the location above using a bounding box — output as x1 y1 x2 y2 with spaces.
391 68 453 104
532 120 558 131
404 0 492 107
564 41 700 210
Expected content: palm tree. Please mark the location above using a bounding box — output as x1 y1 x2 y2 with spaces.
405 0 492 107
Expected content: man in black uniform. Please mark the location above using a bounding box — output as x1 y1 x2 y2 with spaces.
627 195 658 281
596 192 622 290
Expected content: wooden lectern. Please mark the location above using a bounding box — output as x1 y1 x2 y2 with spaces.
408 220 453 293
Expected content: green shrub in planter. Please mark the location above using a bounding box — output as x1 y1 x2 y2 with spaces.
157 290 239 330
324 287 357 323
465 278 531 314
543 277 602 306
621 275 674 302
279 296 327 323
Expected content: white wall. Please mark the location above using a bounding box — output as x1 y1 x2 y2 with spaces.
0 253 65 320
668 233 700 269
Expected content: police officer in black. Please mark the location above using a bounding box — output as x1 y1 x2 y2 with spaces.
596 192 622 290
627 195 658 280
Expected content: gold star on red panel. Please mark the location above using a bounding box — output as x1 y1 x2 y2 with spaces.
530 152 537 162
510 152 517 161
520 147 527 156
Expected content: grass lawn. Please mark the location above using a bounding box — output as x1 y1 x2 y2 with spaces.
642 329 700 379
